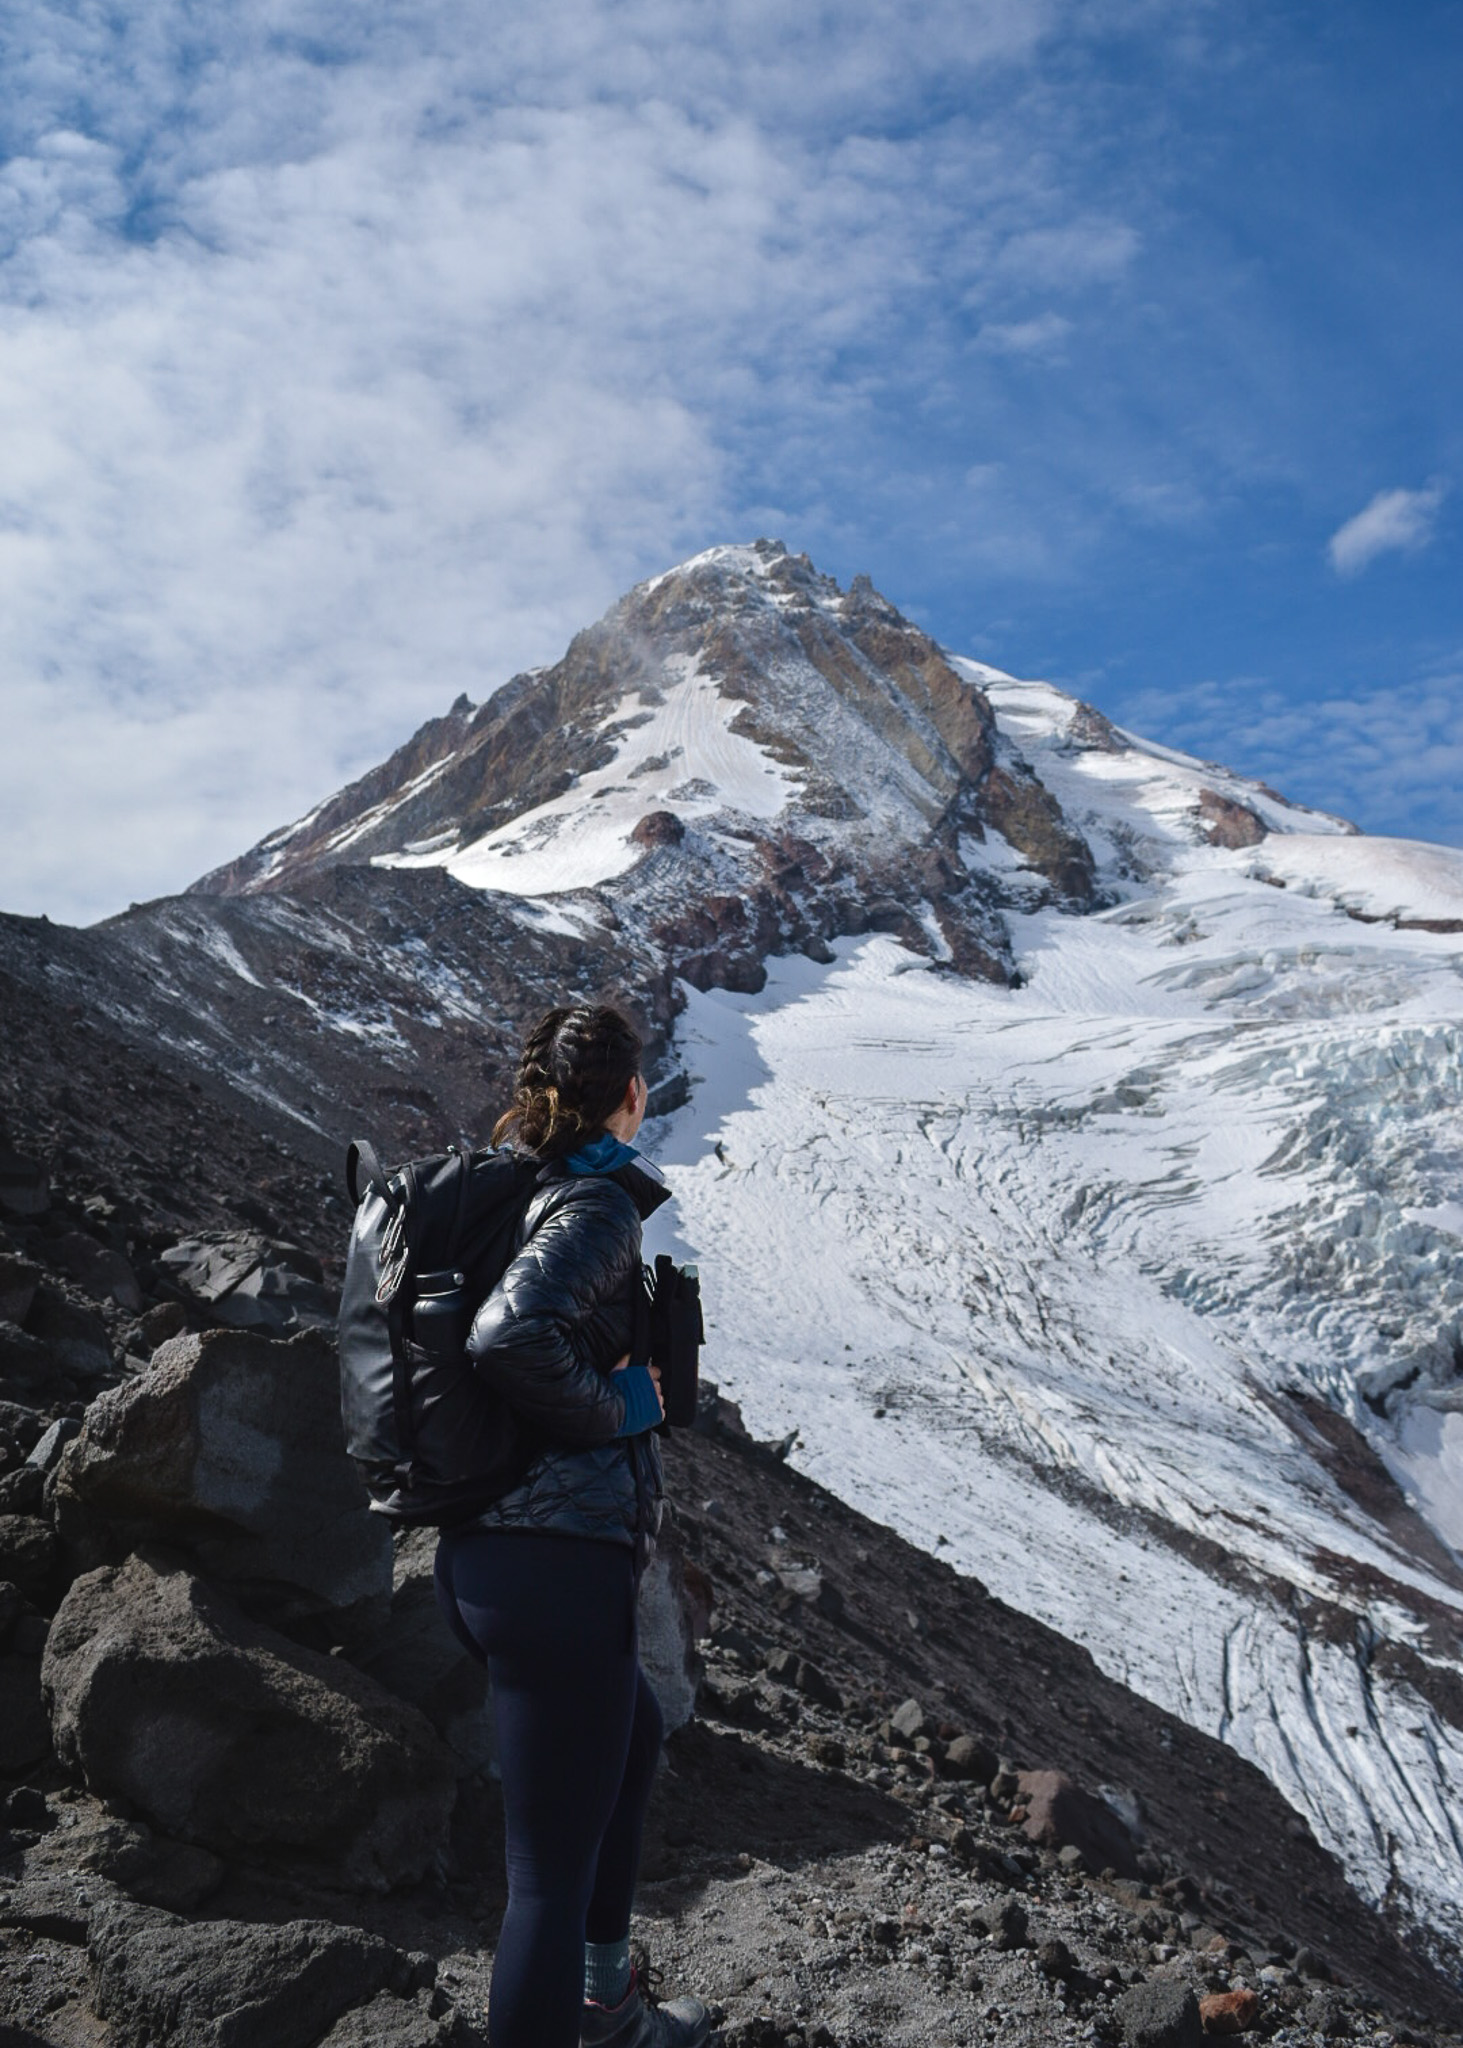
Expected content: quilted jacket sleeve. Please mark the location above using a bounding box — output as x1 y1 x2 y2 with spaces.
464 1178 637 1445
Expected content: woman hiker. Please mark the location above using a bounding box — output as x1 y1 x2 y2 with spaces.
433 1002 711 2048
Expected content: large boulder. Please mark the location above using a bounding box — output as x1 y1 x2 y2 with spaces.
87 1891 435 2048
42 1552 456 1890
53 1326 391 1642
1016 1768 1139 1877
23 1286 114 1381
1113 1979 1205 2048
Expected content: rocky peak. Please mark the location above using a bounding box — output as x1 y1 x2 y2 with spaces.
190 541 1101 992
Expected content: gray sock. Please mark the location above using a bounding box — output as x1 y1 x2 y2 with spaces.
584 1936 632 2006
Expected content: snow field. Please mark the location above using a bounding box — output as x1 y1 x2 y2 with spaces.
643 888 1463 1953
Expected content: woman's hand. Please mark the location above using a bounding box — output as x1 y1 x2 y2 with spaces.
612 1354 665 1419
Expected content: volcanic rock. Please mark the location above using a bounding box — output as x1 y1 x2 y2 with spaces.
1200 1988 1261 2035
51 1231 143 1311
942 1735 999 1782
0 1513 57 1605
1114 1978 1206 2047
1016 1768 1139 1876
23 1798 225 1914
52 1325 391 1641
157 1232 337 1333
87 1891 433 2048
42 1552 455 1890
314 1990 464 2048
22 1287 112 1380
1197 789 1267 849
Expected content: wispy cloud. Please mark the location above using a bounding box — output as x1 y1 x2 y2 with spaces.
975 312 1072 358
1327 483 1447 577
1107 661 1463 850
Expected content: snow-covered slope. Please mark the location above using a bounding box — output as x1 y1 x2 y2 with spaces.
633 660 1463 1964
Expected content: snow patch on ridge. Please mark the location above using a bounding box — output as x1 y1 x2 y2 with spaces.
376 654 800 897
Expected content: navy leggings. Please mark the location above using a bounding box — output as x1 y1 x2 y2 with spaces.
434 1528 663 2048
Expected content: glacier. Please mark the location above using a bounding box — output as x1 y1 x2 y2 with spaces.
638 668 1463 1961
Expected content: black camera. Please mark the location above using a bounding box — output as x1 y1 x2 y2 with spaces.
647 1256 704 1430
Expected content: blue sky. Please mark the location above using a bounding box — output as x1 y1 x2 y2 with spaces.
1 0 1458 922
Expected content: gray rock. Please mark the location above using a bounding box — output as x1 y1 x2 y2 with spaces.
0 1648 52 1772
314 1989 465 2048
0 1323 62 1400
980 1895 1029 1949
1113 1978 1205 2048
890 1697 929 1742
0 1579 21 1645
23 1289 113 1380
43 1552 455 1890
0 1514 57 1604
0 1868 110 1943
26 1415 81 1474
354 1527 493 1777
0 1464 44 1515
23 1796 225 1913
157 1232 337 1333
135 1300 188 1352
52 1232 143 1313
764 1649 841 1712
87 1892 431 2048
942 1734 999 1782
53 1326 391 1642
0 1400 47 1451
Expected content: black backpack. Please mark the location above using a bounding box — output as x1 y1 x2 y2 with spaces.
338 1138 543 1524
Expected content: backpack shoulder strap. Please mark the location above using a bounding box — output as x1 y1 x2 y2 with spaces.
444 1144 474 1265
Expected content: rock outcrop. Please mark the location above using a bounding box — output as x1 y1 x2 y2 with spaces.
87 1891 438 2048
52 1326 391 1642
42 1552 455 1889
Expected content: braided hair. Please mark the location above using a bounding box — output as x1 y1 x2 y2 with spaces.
493 1004 645 1158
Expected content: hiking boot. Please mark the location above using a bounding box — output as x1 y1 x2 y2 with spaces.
581 1958 710 2048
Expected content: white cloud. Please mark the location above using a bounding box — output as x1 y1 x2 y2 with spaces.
974 312 1072 356
1326 482 1447 577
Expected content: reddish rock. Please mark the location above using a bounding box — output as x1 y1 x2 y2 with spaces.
1016 1768 1138 1876
1197 789 1267 848
631 810 686 848
1200 1988 1260 2035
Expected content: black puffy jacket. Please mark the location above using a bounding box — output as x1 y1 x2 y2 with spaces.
463 1148 671 1553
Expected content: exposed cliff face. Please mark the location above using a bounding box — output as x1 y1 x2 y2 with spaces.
191 543 1104 994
